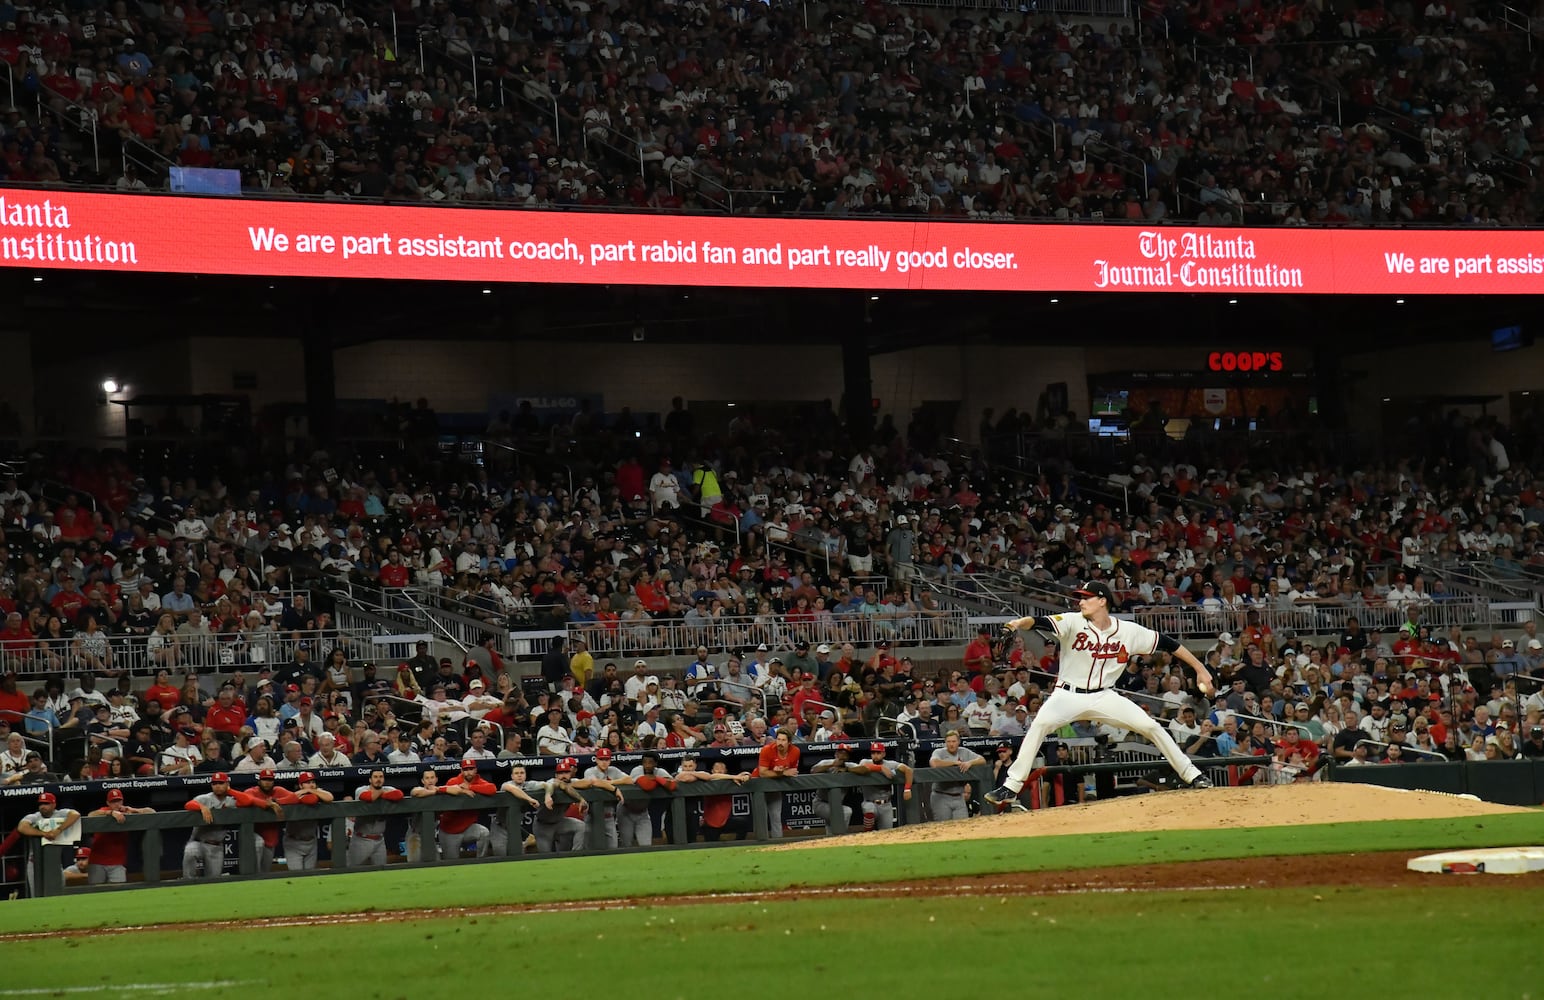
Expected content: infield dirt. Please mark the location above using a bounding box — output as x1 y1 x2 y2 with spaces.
767 783 1536 849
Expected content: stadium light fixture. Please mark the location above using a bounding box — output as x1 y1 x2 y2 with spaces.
101 378 120 394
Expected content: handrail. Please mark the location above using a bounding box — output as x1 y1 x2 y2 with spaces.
1354 738 1448 762
399 589 471 656
478 438 574 499
0 54 176 181
0 625 386 680
413 24 735 213
1225 711 1313 738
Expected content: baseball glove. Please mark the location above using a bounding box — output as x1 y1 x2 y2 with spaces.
999 622 1018 640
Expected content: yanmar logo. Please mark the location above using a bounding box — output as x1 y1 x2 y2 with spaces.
1071 632 1130 663
1092 230 1304 290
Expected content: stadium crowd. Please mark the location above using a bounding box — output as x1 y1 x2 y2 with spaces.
1 0 1542 223
1 390 1543 890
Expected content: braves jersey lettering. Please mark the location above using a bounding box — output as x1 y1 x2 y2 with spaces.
1050 614 1159 689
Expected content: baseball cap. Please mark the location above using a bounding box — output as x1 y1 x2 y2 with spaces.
556 757 577 772
1504 639 1516 648
596 747 612 760
461 758 478 769
38 792 56 805
75 847 90 860
106 789 124 802
212 771 230 783
258 768 276 779
247 737 267 750
469 678 485 689
1295 702 1310 711
1218 632 1235 644
298 771 316 782
816 643 831 654
633 658 648 668
1073 581 1116 606
870 741 886 753
1529 640 1542 650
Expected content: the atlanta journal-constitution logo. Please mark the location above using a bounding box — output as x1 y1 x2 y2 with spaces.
1091 230 1304 290
0 195 140 265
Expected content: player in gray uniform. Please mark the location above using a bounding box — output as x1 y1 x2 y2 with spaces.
533 757 589 853
987 582 1217 809
282 771 334 870
488 766 544 856
928 731 985 821
857 742 913 831
181 772 246 878
349 769 403 866
622 751 675 847
809 744 858 830
17 792 81 895
580 747 631 849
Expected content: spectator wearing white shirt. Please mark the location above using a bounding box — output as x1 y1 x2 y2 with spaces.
174 506 208 541
962 690 996 735
991 703 1029 738
1384 573 1418 613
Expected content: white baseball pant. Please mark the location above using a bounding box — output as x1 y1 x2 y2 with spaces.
347 835 387 867
762 791 785 839
929 790 970 822
88 864 127 885
534 818 585 852
812 798 853 830
1005 686 1201 791
438 824 490 860
182 839 224 879
487 821 529 856
283 835 319 871
618 809 652 848
861 798 895 831
597 806 619 849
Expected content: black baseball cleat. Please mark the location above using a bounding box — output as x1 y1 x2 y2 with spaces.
1187 775 1214 790
985 785 1018 808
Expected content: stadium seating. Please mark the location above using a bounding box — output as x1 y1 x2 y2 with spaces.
0 0 1539 222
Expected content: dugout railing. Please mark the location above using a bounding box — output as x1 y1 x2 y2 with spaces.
18 747 1275 898
20 764 993 898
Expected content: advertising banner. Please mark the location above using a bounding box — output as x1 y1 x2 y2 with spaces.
3 190 1542 293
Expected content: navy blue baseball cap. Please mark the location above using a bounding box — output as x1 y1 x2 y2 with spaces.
1074 582 1115 606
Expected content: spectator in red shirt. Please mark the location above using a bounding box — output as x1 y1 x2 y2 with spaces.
143 670 182 712
379 550 410 589
963 626 995 675
204 686 247 737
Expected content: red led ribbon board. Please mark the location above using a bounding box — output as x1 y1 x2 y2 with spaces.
2 190 1542 293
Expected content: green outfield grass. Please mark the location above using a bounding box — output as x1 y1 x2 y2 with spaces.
4 888 1540 998
4 811 1540 936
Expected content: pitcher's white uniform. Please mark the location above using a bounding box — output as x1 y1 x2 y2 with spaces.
1005 612 1203 789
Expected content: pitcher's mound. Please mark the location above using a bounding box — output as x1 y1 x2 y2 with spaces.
768 783 1535 850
